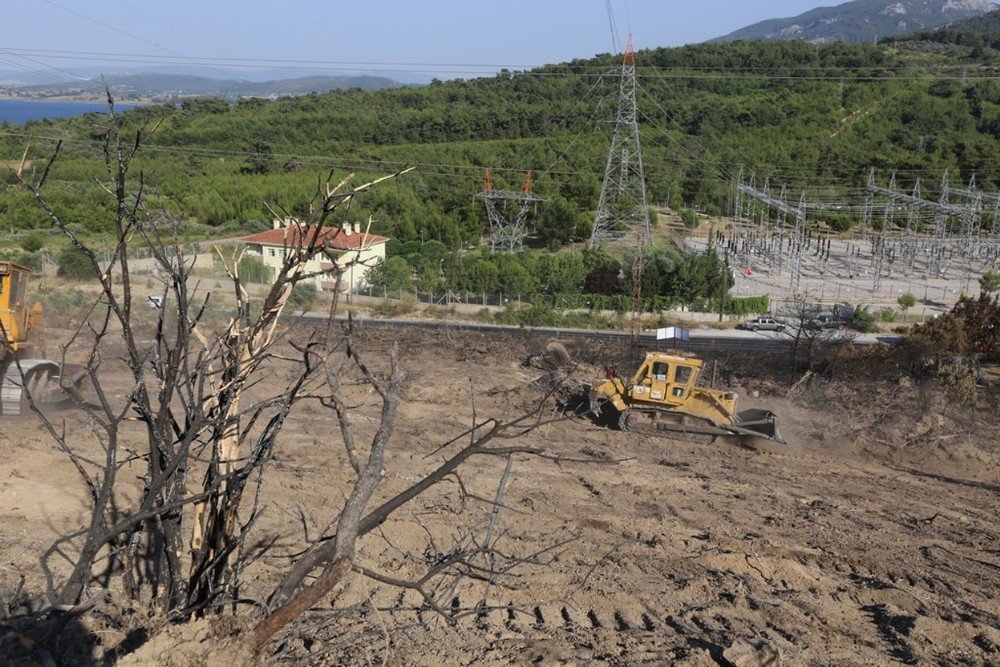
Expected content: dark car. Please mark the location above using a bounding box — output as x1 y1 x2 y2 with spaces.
737 317 785 332
803 315 843 331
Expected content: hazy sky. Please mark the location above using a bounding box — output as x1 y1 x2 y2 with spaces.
1 1 830 82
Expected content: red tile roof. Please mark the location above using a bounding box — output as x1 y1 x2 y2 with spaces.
243 225 389 250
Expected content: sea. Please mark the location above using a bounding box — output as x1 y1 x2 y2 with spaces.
0 99 135 124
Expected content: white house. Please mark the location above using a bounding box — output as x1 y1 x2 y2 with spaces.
243 219 389 292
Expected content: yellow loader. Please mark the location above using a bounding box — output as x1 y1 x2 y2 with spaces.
0 261 87 416
589 351 785 451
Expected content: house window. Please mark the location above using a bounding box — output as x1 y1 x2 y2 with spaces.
269 248 276 257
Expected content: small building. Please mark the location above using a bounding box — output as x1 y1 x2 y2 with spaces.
243 220 389 293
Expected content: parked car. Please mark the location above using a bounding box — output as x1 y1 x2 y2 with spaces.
736 317 785 332
803 314 844 331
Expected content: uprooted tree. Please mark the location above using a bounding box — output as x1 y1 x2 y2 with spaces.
903 292 1000 371
6 98 597 657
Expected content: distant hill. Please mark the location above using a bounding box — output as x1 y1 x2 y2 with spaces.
2 72 408 102
713 0 998 45
886 5 1000 53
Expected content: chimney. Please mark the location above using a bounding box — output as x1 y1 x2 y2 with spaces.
342 221 352 236
272 217 283 230
353 221 361 235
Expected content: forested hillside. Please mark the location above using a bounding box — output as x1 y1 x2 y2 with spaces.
888 8 1000 53
3 39 1000 251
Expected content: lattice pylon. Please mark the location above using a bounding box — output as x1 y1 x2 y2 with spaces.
476 169 542 253
589 35 651 249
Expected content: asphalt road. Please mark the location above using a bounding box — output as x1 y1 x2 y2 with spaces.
294 314 901 354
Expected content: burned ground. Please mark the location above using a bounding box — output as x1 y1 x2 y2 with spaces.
1 326 997 665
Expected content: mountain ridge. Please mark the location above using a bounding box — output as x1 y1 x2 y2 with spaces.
713 0 998 45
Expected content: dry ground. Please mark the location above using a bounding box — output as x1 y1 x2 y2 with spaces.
1 326 998 665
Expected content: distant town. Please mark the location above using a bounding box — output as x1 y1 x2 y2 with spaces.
0 72 411 104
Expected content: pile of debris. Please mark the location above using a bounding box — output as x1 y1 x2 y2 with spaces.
524 340 593 405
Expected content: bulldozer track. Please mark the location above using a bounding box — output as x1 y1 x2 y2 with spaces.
0 359 60 417
618 407 721 445
452 597 663 638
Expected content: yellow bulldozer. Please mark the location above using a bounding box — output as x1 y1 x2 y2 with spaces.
589 350 785 450
0 261 86 416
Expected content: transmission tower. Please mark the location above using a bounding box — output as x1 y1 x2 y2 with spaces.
476 169 542 253
589 35 651 248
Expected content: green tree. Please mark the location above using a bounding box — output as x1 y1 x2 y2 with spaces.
825 214 853 233
419 240 448 265
237 255 271 283
288 283 317 310
981 270 1000 294
465 259 499 293
240 140 273 175
680 209 699 229
582 248 621 296
897 292 916 319
365 256 412 292
19 232 45 252
648 207 659 227
852 305 878 333
494 255 537 295
537 196 579 244
415 262 443 293
56 246 97 280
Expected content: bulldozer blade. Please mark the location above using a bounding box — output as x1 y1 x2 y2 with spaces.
53 363 95 406
723 409 791 454
734 409 785 442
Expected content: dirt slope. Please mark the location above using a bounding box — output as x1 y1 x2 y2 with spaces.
1 328 997 665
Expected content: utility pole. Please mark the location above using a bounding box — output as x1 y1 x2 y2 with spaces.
590 35 651 248
718 252 730 323
629 234 645 365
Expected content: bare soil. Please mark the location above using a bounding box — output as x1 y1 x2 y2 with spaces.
1 326 997 665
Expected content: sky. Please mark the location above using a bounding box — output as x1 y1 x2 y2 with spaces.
0 0 831 83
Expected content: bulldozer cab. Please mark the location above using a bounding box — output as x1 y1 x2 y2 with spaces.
629 353 702 407
0 262 32 352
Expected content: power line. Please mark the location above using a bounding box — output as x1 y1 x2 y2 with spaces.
7 45 998 72
5 123 1000 194
0 55 74 84
605 0 621 55
4 46 1000 81
0 50 85 83
38 0 190 60
0 129 597 181
34 1 244 79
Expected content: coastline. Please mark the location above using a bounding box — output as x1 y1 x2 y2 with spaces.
0 94 152 105
0 98 142 124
